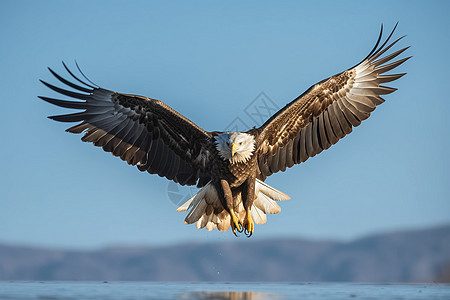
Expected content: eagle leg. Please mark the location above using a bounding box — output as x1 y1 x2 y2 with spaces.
218 179 242 236
243 208 254 237
242 176 256 237
230 213 243 237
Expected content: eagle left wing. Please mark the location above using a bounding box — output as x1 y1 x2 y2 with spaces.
256 24 410 180
39 63 214 187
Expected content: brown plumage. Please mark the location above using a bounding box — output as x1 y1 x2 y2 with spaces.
40 24 410 237
256 23 410 180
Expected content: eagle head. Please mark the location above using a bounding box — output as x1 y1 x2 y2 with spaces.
214 132 255 164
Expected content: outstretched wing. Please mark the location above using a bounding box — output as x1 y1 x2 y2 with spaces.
40 63 214 186
256 24 410 180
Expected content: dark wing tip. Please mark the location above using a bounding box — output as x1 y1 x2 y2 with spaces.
38 96 86 109
75 60 99 88
39 79 90 100
46 67 93 93
363 24 384 61
47 111 86 122
62 61 98 89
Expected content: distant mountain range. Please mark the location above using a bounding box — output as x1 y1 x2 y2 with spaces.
1 225 449 282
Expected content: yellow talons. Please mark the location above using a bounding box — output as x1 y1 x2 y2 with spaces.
243 210 254 237
230 211 242 236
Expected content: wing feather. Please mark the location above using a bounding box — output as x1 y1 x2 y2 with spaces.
323 109 339 145
278 145 287 172
332 102 352 135
318 113 331 150
299 129 308 163
285 139 295 168
337 98 360 127
292 133 301 164
305 122 315 157
312 117 321 153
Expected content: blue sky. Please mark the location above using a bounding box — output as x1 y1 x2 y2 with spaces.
1 0 449 249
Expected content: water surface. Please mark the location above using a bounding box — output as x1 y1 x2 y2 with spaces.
0 282 449 300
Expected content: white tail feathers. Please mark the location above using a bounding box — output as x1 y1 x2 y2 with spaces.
251 179 290 225
176 179 290 231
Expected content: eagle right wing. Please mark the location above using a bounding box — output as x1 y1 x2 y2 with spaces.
256 24 411 180
40 63 214 187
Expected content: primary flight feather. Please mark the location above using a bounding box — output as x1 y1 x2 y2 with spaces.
40 24 410 237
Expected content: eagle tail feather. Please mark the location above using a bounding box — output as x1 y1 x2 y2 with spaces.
177 179 289 231
255 179 291 201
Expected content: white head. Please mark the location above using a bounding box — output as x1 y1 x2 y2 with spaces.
214 132 256 164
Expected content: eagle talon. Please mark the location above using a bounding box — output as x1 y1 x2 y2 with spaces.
230 211 242 236
243 210 254 237
231 226 240 237
237 221 244 233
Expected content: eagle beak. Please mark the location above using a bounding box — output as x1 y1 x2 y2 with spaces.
231 143 236 157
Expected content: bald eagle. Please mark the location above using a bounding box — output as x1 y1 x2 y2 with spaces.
40 24 409 237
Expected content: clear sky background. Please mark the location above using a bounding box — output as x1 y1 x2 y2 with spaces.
1 0 449 250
